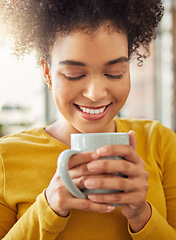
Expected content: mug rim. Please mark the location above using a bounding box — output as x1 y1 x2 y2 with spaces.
71 132 128 136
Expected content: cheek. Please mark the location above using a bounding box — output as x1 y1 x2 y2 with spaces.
52 77 69 97
122 75 131 96
113 80 131 100
52 79 80 108
51 82 67 108
52 88 69 107
125 80 131 96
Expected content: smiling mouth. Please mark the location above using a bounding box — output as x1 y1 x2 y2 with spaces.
74 103 112 115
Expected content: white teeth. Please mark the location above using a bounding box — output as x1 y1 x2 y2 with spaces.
95 109 100 114
79 105 106 114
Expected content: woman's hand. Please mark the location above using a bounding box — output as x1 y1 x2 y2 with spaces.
84 131 151 232
45 151 116 217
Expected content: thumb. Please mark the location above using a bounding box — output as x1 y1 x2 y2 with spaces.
128 130 136 150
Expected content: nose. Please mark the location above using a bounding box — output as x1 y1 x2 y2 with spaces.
82 76 107 102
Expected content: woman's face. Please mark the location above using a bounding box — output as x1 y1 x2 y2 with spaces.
46 26 130 133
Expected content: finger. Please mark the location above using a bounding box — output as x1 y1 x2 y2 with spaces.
128 130 136 150
72 174 107 189
87 159 139 177
46 177 115 216
84 172 149 192
84 176 138 192
69 163 95 178
66 198 116 213
88 191 147 207
96 145 142 165
69 163 108 179
72 176 86 189
64 174 112 192
72 173 116 189
68 151 99 169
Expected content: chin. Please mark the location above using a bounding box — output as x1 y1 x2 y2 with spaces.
74 123 110 133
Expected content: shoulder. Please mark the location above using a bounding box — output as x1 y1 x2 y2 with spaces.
116 117 160 129
115 117 176 151
0 127 69 165
0 127 47 153
0 127 65 164
115 117 174 135
116 118 176 171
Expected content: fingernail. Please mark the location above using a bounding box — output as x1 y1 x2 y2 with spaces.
97 147 108 155
84 179 96 188
87 161 99 171
106 205 115 212
88 195 97 201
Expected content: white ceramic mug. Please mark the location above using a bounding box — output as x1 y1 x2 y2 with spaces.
57 132 129 207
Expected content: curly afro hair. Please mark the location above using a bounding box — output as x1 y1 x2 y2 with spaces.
0 0 164 65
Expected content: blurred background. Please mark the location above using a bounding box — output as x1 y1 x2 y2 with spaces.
0 0 176 137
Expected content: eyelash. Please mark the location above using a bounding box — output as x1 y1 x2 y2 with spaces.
104 74 123 80
63 73 123 81
63 75 86 81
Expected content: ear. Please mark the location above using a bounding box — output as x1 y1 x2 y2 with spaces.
40 58 52 90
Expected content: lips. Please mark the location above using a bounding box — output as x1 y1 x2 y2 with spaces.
74 103 112 120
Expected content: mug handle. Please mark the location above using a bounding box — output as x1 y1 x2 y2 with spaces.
57 149 86 199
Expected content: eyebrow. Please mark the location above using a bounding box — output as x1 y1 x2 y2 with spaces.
59 60 85 66
105 57 129 66
59 57 129 67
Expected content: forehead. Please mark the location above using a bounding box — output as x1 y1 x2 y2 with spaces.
51 25 128 65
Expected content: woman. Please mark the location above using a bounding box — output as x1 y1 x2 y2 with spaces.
0 0 176 239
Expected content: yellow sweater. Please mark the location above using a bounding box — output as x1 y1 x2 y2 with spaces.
0 118 176 239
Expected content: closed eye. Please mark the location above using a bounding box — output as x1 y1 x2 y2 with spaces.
63 74 86 81
63 73 123 80
104 74 123 79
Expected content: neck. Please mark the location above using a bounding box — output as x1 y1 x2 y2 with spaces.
45 116 117 146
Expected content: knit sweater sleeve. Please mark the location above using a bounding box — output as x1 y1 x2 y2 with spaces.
0 154 70 240
128 122 176 239
129 203 176 240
